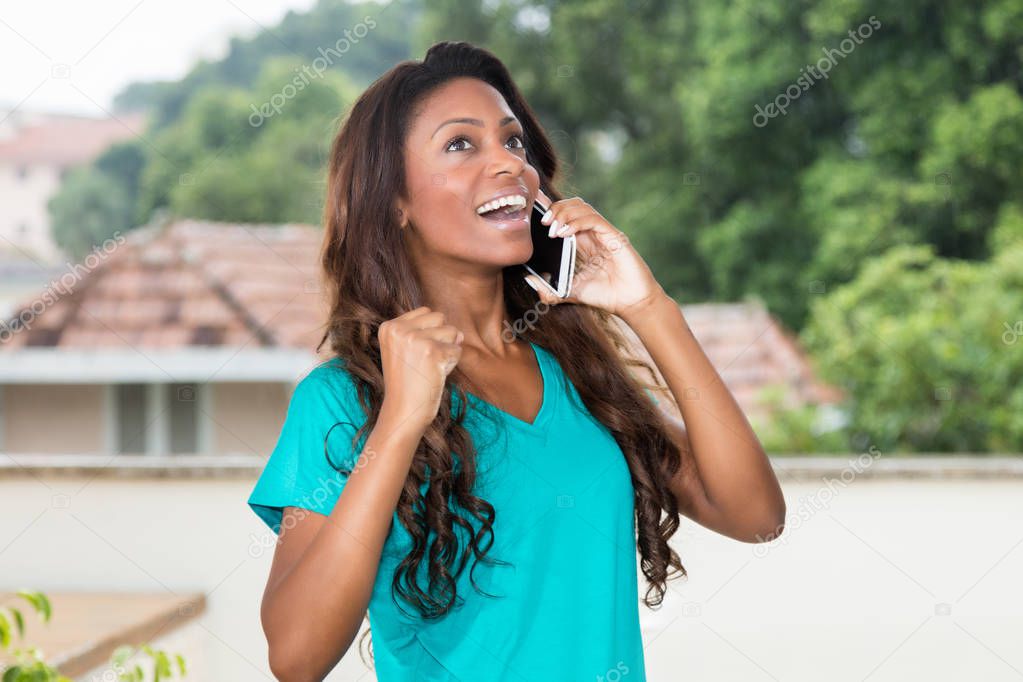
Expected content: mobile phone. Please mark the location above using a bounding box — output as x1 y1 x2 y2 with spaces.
524 194 576 298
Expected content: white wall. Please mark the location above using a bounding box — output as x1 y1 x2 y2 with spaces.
0 161 63 262
0 473 1021 681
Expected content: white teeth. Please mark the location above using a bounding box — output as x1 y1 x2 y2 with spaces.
475 194 527 215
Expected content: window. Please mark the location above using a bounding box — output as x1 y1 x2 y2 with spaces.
116 384 146 454
113 383 202 454
168 383 199 454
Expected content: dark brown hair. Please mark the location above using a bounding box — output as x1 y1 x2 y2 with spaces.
315 40 691 667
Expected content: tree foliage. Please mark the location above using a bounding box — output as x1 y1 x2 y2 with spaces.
802 243 1023 452
48 167 132 260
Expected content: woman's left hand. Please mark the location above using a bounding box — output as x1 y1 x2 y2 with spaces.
524 190 666 319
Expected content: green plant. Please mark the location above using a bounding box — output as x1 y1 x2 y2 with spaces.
1 590 187 682
109 644 187 682
0 591 68 682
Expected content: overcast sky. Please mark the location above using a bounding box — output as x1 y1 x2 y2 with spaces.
1 0 319 117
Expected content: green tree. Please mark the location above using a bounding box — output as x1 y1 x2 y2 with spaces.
801 243 1023 452
48 168 133 259
137 58 359 224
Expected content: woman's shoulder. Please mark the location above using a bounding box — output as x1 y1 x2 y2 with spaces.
304 355 356 386
290 356 364 416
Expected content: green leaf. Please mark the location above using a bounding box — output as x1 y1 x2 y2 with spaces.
11 608 25 637
156 650 172 679
14 591 51 624
36 595 51 624
0 611 10 649
111 644 134 666
175 653 187 676
15 591 39 616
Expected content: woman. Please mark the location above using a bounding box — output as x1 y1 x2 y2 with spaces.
248 40 786 681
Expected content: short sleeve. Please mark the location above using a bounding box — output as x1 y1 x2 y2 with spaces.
247 367 368 535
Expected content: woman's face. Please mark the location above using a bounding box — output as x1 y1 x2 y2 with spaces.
398 77 541 271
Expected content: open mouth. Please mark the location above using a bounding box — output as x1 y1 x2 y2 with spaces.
477 204 528 223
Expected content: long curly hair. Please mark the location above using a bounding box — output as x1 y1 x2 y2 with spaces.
315 40 692 667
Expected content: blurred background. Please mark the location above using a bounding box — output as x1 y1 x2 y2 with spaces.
1 0 1021 679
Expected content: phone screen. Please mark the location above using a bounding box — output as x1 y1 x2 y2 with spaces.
525 198 570 294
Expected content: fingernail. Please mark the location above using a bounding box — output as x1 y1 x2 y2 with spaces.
548 220 559 238
523 275 539 292
541 209 552 224
456 331 464 343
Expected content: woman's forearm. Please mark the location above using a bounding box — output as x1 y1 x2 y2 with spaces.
261 400 428 681
621 294 786 537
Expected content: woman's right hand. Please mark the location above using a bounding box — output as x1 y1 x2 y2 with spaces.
378 306 464 430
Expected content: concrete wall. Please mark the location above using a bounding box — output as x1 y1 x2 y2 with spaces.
2 384 105 453
1 463 1021 681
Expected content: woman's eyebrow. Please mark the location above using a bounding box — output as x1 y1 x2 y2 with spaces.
431 115 519 139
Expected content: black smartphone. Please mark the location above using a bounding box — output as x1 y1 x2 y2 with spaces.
524 193 576 298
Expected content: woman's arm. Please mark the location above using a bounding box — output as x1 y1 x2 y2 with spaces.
621 293 787 543
525 193 785 542
260 400 428 682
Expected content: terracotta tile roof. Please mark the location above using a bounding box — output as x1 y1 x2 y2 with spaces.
0 218 327 352
0 112 148 168
615 301 844 422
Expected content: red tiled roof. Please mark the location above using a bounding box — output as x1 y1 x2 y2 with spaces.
1 218 327 352
0 113 148 167
615 300 844 421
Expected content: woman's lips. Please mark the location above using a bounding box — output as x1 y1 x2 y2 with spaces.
478 206 529 231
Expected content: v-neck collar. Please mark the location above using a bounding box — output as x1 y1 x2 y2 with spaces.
463 341 557 437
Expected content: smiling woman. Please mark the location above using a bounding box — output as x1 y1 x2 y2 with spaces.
247 40 702 682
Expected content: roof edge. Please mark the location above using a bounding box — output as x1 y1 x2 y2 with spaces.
0 347 319 383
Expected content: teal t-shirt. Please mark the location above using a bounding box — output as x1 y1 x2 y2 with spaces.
247 341 647 681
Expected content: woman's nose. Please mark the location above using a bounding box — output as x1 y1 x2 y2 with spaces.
488 146 525 176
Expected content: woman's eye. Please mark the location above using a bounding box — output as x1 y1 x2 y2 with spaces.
445 133 526 152
446 136 471 152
